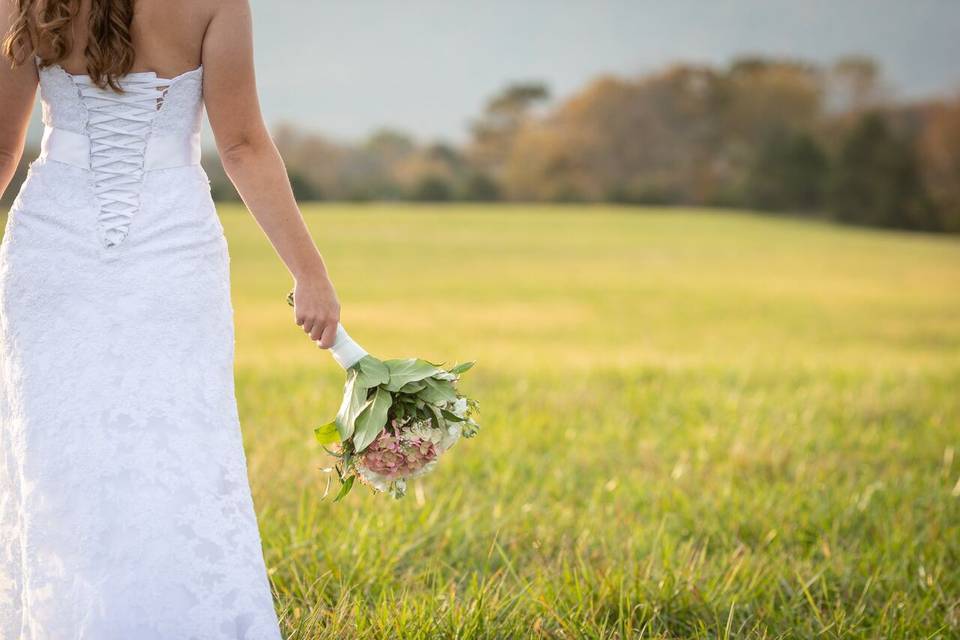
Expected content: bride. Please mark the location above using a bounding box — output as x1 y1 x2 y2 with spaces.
0 0 340 636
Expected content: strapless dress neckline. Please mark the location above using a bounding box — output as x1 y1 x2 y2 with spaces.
45 61 204 85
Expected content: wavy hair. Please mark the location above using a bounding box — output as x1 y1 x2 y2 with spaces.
2 0 135 91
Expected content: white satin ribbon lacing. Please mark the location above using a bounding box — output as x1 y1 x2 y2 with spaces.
74 76 169 248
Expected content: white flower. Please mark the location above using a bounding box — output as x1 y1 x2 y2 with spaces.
439 422 462 451
403 420 443 445
356 466 391 492
405 459 438 479
450 397 469 419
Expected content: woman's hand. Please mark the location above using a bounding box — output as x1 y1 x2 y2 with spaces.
292 273 341 348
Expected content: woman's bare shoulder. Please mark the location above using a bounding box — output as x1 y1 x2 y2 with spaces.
135 0 242 32
206 0 252 18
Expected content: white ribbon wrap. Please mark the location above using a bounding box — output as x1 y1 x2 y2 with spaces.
327 324 368 370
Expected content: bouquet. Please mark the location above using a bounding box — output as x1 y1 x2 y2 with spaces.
287 293 479 500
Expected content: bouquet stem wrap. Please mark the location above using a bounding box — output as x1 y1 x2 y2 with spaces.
328 324 368 370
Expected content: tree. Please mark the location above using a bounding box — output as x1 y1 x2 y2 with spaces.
461 172 500 201
470 82 550 176
828 113 936 230
917 95 960 232
288 172 320 201
727 57 825 140
827 56 885 114
365 129 416 162
502 69 718 202
746 128 829 212
499 59 833 206
411 176 453 202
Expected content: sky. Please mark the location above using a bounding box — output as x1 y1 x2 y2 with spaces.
23 0 960 146
247 0 960 144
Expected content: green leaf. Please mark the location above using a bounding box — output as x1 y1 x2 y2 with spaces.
398 380 427 394
333 475 355 502
352 387 393 452
285 289 295 307
335 369 368 440
419 377 458 404
427 403 444 430
354 355 390 388
314 420 341 445
448 361 475 375
383 359 442 392
440 408 465 422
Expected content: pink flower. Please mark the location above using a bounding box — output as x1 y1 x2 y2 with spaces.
360 430 438 479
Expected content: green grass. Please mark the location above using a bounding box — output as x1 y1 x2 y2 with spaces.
226 204 960 639
32 201 960 638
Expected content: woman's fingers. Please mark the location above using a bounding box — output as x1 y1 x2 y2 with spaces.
309 320 326 342
290 274 341 347
316 321 338 349
298 316 312 335
296 310 339 346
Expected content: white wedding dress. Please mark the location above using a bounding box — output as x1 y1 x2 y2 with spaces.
0 62 283 639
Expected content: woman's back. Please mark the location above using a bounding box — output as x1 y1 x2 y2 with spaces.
37 0 216 80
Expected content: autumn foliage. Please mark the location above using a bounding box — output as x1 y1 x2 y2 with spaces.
191 56 960 232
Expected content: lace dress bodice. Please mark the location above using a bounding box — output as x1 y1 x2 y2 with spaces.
39 63 203 137
38 63 204 248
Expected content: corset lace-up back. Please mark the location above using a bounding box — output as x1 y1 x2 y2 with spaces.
77 74 167 247
37 63 205 249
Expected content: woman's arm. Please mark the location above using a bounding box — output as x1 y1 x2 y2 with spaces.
201 0 340 348
0 0 39 201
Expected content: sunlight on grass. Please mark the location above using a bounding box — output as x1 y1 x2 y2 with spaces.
220 204 960 638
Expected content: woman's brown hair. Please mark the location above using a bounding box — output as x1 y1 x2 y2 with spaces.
2 0 135 91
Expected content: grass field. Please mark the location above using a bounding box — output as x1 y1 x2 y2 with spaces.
170 205 960 637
